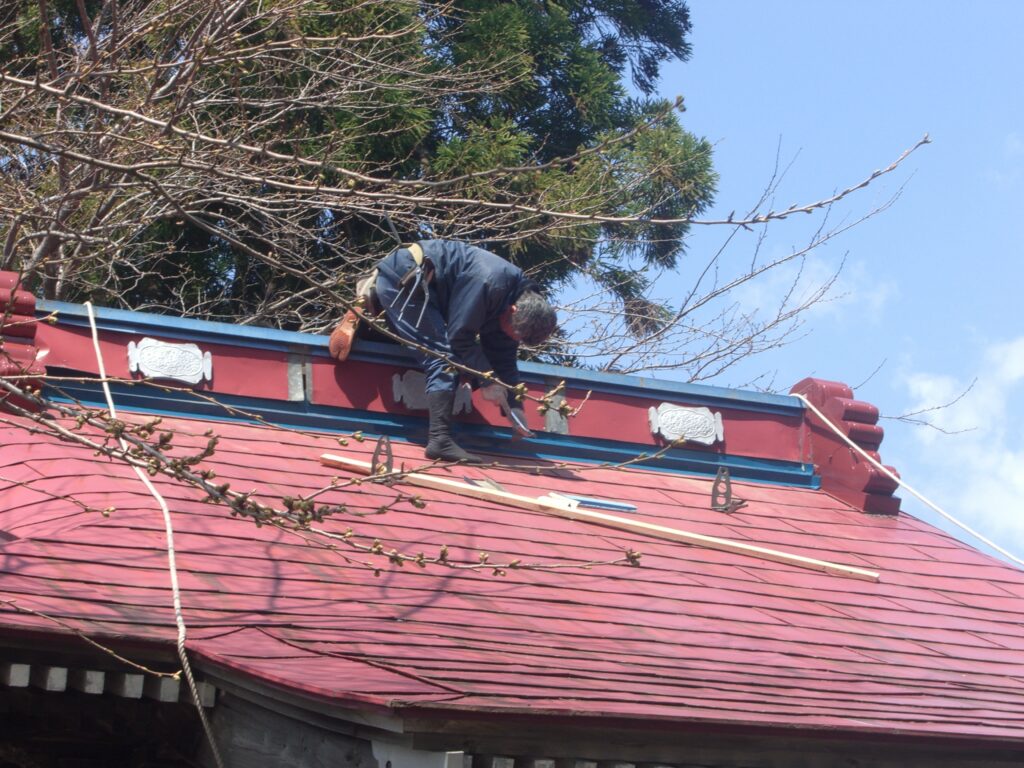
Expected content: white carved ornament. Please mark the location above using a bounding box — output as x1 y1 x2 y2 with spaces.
649 403 723 445
127 338 212 385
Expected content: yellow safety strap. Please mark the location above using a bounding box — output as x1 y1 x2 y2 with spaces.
404 242 424 266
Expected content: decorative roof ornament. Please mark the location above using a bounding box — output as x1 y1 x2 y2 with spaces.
0 272 45 413
649 403 724 445
127 338 212 385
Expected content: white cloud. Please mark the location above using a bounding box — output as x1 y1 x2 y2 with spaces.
897 338 1024 559
983 133 1024 187
1005 132 1024 159
987 336 1024 382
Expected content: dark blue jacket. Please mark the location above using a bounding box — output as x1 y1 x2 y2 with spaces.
416 240 535 386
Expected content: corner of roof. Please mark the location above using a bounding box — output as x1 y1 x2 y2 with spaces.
791 377 901 515
0 271 46 414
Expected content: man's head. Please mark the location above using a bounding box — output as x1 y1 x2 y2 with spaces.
500 292 557 345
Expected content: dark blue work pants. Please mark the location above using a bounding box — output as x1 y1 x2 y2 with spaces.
375 248 456 394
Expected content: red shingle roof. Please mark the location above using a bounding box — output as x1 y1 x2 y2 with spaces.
3 408 1024 743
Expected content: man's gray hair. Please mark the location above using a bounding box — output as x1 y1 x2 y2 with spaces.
510 292 557 345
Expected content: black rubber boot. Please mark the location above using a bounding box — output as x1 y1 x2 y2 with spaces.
425 389 482 463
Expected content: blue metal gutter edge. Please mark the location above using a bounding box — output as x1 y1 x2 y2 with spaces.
38 300 803 418
45 378 817 488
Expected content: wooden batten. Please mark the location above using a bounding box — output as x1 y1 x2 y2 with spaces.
107 672 144 699
144 675 182 702
1 662 29 687
319 454 881 582
30 665 67 692
69 669 105 694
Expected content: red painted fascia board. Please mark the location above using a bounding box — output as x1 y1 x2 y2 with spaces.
35 322 293 402
32 298 812 469
310 355 809 464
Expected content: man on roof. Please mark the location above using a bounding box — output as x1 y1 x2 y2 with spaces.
329 240 557 463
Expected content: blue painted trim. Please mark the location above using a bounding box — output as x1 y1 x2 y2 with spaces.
45 377 817 488
39 300 317 354
38 300 804 417
518 359 799 414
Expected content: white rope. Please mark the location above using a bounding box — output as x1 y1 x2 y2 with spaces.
84 303 225 768
793 392 1024 568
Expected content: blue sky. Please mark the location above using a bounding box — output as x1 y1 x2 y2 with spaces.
656 2 1024 561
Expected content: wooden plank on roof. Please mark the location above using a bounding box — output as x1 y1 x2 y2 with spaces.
319 454 881 582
